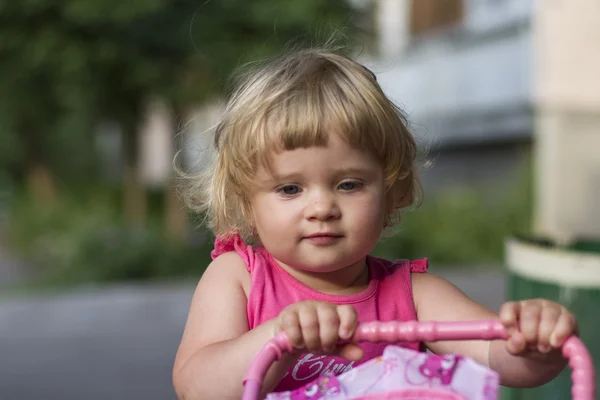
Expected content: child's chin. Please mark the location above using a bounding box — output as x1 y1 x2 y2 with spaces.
296 260 355 274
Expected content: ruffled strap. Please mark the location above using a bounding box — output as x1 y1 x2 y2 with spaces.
211 234 252 270
409 258 428 273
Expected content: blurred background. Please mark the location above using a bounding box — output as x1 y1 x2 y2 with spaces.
0 1 598 399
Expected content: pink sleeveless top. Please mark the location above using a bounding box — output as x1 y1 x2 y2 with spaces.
211 235 428 392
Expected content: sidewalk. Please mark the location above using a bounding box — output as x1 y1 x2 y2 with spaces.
0 241 31 288
0 268 506 400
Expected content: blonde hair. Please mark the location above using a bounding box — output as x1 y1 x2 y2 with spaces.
181 47 422 242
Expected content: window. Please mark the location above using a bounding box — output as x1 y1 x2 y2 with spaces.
410 0 464 35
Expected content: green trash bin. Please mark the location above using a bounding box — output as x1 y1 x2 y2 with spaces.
503 237 600 399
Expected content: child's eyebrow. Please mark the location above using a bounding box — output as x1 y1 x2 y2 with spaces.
262 172 303 184
333 167 376 176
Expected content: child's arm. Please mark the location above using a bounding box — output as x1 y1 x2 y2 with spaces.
172 252 295 400
412 273 574 388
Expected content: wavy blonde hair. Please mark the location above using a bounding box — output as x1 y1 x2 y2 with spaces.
180 48 422 242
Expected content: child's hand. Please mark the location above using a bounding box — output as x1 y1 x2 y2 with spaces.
274 301 363 361
499 299 578 357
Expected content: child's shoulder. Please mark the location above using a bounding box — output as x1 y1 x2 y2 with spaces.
411 271 457 296
205 249 252 297
206 250 250 279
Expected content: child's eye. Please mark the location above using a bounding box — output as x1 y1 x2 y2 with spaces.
278 185 301 195
339 181 362 191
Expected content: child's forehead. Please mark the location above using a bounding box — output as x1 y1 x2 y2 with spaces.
257 133 379 175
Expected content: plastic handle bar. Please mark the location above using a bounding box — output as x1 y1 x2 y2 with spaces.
241 320 595 400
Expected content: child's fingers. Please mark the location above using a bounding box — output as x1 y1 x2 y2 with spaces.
299 309 321 353
500 299 578 356
499 301 520 334
280 312 303 349
338 343 364 362
537 305 561 353
505 331 527 354
519 301 542 344
336 305 358 340
317 305 340 353
500 300 537 355
550 310 577 348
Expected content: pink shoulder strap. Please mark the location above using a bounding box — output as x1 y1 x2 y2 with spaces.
211 234 253 271
409 258 428 273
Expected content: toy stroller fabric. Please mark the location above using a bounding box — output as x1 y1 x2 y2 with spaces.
242 320 595 400
266 345 498 400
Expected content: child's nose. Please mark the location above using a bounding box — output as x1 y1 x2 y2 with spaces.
305 191 341 221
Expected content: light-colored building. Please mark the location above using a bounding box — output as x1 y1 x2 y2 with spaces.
363 0 534 193
365 0 600 241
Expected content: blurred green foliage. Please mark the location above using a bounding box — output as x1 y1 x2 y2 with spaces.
373 165 533 265
5 165 532 286
0 0 354 184
0 0 357 286
6 186 214 285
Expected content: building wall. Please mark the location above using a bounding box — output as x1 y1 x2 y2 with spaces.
420 141 531 195
369 0 535 193
533 0 600 112
532 0 600 240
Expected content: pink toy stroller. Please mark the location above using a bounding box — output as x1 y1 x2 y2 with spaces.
242 320 595 400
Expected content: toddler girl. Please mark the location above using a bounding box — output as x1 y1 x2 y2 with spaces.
173 48 577 400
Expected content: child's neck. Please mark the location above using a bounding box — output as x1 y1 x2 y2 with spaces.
275 257 370 295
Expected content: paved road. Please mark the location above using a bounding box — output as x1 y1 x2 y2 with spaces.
0 243 30 289
0 268 506 400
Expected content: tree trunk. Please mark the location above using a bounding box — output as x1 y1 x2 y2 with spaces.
122 121 147 229
164 182 188 243
26 162 58 205
164 106 188 243
20 119 58 205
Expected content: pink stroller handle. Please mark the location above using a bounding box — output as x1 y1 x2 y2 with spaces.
242 320 595 400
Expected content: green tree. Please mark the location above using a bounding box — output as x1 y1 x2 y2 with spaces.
0 0 354 227
0 1 100 202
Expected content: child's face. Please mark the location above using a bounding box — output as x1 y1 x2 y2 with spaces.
250 132 387 275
